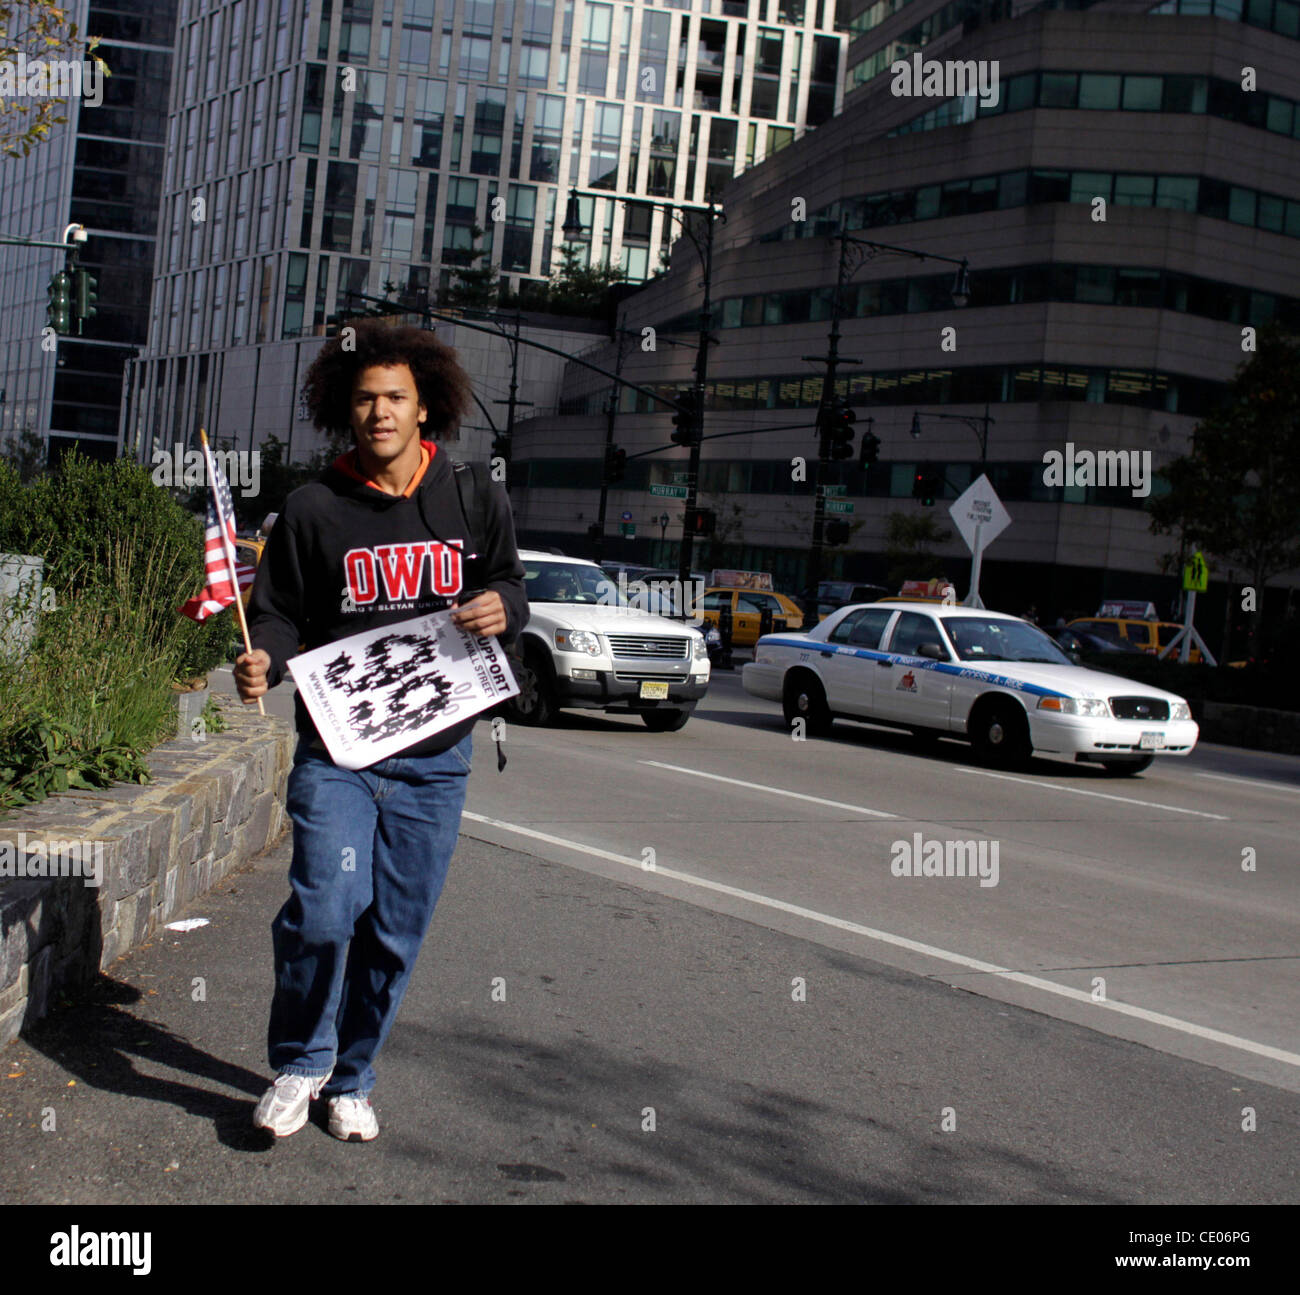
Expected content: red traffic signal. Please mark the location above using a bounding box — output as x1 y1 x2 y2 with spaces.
684 507 716 536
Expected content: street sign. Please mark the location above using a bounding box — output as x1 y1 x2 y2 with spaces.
620 510 633 521
949 474 1011 610
620 522 636 537
1183 550 1209 592
671 471 689 484
949 474 1011 552
822 484 847 496
650 484 689 499
825 499 854 514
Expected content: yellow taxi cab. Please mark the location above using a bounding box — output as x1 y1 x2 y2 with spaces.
1068 606 1203 663
698 587 804 646
880 578 957 604
235 537 265 608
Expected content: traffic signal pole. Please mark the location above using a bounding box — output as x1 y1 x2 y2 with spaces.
676 200 722 595
800 231 862 628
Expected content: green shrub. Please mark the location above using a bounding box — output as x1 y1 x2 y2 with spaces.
0 453 239 817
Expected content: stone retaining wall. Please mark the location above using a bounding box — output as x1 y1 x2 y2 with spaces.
0 696 294 1045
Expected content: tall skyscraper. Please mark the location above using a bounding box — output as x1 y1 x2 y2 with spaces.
0 0 178 465
123 0 846 458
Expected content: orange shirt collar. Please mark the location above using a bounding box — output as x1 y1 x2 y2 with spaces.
334 439 437 497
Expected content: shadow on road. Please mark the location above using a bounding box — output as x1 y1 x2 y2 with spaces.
19 973 274 1152
386 1011 1133 1204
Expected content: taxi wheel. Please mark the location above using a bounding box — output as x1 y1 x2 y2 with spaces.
642 708 690 731
783 673 832 737
970 699 1029 767
1099 755 1155 776
506 647 557 727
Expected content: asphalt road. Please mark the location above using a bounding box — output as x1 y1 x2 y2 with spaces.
2 664 1294 1205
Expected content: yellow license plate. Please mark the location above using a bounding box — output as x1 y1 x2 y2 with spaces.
639 682 670 700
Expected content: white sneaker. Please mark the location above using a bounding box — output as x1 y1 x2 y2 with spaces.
253 1068 333 1138
327 1094 379 1142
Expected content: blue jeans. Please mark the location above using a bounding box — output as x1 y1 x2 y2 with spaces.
268 733 471 1098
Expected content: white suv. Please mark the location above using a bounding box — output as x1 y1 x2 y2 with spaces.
506 550 711 731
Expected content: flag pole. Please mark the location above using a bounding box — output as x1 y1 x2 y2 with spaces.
200 428 265 716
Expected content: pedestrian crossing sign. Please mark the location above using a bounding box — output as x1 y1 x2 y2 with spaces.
1182 551 1208 592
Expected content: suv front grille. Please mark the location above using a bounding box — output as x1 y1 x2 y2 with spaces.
1109 696 1170 721
607 634 690 659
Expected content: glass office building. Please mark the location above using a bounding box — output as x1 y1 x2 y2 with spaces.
123 0 845 455
0 0 176 465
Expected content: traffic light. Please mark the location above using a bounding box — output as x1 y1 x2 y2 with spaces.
670 391 699 446
46 270 72 335
912 464 942 506
604 444 627 483
491 433 512 462
825 519 851 545
684 507 715 536
821 395 857 460
72 269 98 332
587 523 602 540
858 429 881 470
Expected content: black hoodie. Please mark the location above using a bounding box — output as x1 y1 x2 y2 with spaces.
246 440 526 760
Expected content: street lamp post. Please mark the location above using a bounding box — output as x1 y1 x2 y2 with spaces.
909 405 995 470
563 187 724 597
800 225 971 627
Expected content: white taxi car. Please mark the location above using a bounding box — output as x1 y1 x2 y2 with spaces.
505 551 711 731
742 601 1198 775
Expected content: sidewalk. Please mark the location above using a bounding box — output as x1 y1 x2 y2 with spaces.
1 826 1295 1204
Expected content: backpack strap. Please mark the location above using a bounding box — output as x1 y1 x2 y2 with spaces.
451 458 488 556
450 458 507 774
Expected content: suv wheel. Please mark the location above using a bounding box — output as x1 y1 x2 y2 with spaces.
506 645 558 727
641 708 690 732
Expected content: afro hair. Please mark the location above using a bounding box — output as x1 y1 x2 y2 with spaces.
301 318 474 440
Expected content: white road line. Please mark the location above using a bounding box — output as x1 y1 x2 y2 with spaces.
460 811 1300 1070
1195 771 1299 795
638 761 896 818
957 768 1230 820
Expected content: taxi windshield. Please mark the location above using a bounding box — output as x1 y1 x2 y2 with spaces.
524 560 625 605
944 617 1073 665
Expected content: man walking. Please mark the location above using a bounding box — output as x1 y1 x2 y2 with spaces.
234 320 526 1141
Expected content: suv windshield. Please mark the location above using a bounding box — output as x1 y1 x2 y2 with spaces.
524 560 624 604
944 617 1073 665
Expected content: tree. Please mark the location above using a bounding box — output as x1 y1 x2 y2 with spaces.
1 1 109 159
547 241 625 317
1149 324 1300 655
883 512 952 589
442 225 502 309
0 428 48 483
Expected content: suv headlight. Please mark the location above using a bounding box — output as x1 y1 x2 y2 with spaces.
1170 701 1192 720
554 629 602 655
692 634 709 660
1038 696 1110 717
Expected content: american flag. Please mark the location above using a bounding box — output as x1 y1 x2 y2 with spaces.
178 449 256 622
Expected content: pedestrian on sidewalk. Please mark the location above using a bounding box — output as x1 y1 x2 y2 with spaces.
234 320 526 1142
